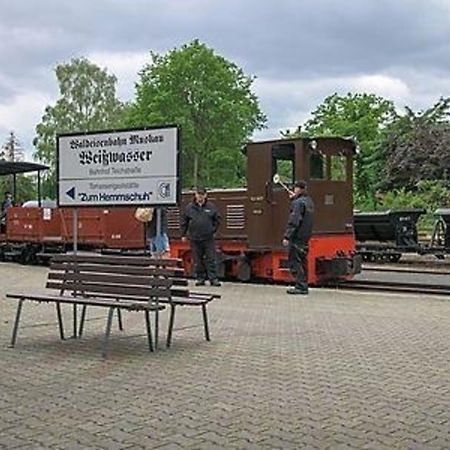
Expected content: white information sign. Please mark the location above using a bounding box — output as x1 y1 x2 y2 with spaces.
57 126 179 207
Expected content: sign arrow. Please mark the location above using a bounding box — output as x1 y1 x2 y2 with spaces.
66 187 75 200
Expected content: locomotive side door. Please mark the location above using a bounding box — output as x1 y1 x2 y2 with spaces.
246 141 275 249
269 142 298 249
246 141 298 249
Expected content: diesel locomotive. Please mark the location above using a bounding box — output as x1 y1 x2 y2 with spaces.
169 137 361 284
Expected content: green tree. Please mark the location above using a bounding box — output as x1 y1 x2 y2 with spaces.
128 40 266 188
0 132 36 202
286 93 396 201
383 97 450 189
0 175 36 205
33 57 125 198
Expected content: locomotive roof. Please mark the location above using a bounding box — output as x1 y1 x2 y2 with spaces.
243 136 356 152
182 188 247 194
0 161 49 175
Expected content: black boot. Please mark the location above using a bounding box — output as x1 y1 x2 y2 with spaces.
287 287 308 295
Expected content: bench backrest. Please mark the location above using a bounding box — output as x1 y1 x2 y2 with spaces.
46 254 186 300
50 254 183 268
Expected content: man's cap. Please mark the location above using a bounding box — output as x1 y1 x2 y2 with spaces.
294 180 307 189
195 186 207 194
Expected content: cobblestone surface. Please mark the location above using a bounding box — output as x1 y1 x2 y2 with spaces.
1 262 450 449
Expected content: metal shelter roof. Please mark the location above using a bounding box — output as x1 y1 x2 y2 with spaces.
0 161 49 176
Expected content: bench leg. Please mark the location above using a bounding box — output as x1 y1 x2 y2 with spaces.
78 305 87 337
154 307 159 350
166 304 176 348
144 310 154 352
202 304 210 341
117 308 123 331
72 304 78 339
10 300 24 347
102 307 115 358
56 303 65 340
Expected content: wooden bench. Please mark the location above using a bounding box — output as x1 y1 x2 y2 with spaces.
6 257 170 357
48 254 220 348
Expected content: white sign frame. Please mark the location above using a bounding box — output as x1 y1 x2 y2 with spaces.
57 125 180 207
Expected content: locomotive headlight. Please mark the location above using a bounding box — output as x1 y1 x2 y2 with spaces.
308 139 318 151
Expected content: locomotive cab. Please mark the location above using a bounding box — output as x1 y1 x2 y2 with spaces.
246 137 355 247
244 137 361 284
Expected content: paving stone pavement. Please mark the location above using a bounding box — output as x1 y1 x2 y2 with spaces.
1 262 450 449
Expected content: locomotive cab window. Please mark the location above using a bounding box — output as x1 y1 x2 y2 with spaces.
330 154 347 181
272 143 295 189
310 152 326 179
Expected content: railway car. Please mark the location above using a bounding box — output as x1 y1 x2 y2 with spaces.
0 137 361 285
0 161 146 263
353 208 450 262
1 206 145 263
354 209 425 262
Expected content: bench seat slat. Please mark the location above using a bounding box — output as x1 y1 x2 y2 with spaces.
6 293 165 311
45 281 171 298
67 290 215 305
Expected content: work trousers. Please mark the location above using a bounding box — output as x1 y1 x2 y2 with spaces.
288 241 309 290
191 238 218 281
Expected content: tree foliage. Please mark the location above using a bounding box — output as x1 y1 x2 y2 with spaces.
285 93 396 199
127 40 266 188
0 132 36 203
382 97 450 189
33 57 125 198
0 176 36 205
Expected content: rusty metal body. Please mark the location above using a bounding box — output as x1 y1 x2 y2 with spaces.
0 207 145 263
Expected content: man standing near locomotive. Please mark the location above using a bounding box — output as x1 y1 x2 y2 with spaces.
181 186 221 287
282 180 314 295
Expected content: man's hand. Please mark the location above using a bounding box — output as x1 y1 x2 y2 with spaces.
282 238 289 247
181 236 188 242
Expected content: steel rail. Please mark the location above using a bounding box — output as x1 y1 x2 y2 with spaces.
362 265 450 276
334 279 450 296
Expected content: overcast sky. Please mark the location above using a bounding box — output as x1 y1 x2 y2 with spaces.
1 0 450 158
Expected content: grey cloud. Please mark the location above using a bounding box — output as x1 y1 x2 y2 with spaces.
1 0 450 153
3 0 450 83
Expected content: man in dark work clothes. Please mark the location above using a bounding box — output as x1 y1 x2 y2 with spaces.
181 187 221 287
282 180 314 295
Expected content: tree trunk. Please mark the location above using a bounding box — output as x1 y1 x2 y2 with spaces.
193 153 199 187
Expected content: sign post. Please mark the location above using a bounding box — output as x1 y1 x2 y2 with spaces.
57 125 180 346
72 207 78 338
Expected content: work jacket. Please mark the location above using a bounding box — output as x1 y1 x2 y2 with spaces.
284 193 314 244
181 200 221 241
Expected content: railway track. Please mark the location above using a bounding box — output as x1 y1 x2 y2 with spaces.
362 265 450 276
336 279 450 296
